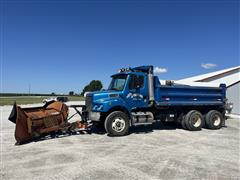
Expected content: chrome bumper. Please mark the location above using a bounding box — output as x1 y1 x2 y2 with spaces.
88 111 101 121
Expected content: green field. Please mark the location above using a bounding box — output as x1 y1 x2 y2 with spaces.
0 96 85 106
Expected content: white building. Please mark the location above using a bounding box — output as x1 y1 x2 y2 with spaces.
176 66 240 115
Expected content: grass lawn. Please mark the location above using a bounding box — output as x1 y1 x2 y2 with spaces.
0 96 85 106
68 96 85 101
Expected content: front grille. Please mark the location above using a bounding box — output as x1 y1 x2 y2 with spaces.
85 95 92 112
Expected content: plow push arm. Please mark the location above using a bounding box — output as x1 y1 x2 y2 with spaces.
67 105 87 121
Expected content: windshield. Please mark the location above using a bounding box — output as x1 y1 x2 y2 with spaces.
108 75 127 91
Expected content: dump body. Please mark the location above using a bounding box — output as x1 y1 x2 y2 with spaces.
154 77 226 106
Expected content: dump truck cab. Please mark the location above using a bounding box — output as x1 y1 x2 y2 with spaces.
85 66 153 122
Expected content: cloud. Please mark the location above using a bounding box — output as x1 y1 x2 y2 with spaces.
201 63 217 69
154 67 168 74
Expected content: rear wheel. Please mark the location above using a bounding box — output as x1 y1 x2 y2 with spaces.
184 110 203 131
181 115 187 129
104 111 130 136
205 110 223 129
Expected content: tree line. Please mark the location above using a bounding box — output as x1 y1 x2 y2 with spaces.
68 80 103 96
0 80 103 97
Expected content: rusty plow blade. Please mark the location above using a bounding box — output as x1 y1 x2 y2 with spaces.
8 101 70 144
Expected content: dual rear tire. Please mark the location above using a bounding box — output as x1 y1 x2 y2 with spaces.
181 110 224 131
205 110 223 129
182 110 203 131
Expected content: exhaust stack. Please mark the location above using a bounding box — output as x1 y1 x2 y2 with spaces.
148 66 155 103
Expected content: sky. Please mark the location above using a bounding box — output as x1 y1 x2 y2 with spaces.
0 0 239 94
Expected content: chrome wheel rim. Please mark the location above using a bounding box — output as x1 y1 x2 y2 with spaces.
192 115 201 127
213 115 221 126
112 117 126 132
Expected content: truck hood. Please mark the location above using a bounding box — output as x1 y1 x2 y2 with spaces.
87 90 122 103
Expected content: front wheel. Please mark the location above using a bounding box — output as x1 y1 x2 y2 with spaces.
104 111 130 136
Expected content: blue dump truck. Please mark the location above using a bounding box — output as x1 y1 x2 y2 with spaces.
82 65 231 136
9 65 233 144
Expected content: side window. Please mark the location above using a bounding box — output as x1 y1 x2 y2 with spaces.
138 75 144 88
129 75 136 90
129 75 144 90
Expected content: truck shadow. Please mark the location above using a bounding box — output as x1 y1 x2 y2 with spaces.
17 130 92 145
17 122 179 145
129 122 178 135
90 122 179 136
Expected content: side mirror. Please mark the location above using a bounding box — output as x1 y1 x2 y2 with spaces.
135 82 141 89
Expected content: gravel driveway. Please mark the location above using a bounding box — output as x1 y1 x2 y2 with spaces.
1 102 239 180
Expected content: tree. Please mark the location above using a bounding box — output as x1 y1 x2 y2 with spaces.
69 91 74 96
81 80 103 96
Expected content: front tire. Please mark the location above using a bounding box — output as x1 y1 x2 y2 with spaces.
104 111 130 136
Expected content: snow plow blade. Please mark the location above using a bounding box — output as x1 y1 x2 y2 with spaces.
8 101 69 144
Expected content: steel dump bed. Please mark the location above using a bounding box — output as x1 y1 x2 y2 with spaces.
154 78 226 106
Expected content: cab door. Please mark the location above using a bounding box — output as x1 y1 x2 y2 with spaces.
126 74 148 109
